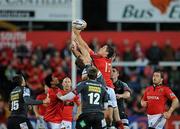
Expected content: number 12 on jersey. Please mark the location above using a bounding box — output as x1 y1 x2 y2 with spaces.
88 92 100 105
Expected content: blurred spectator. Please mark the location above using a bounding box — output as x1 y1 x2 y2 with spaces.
162 40 175 61
0 94 10 124
136 52 149 73
45 42 57 57
123 39 134 61
133 41 143 58
33 45 44 63
147 41 163 64
16 42 30 59
123 47 134 61
61 39 71 59
43 54 51 69
144 64 154 79
5 64 16 81
128 74 141 94
175 47 180 61
50 51 62 69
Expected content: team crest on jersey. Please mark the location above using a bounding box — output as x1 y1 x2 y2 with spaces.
159 88 164 93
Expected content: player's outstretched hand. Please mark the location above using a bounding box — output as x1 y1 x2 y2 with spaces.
72 27 81 35
57 92 62 100
163 111 172 119
141 100 148 108
43 97 50 104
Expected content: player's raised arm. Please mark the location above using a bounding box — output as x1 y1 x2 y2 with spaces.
72 20 92 53
70 41 81 58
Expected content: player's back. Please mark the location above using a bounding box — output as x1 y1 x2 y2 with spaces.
9 86 28 117
77 80 108 114
44 87 64 123
91 53 114 88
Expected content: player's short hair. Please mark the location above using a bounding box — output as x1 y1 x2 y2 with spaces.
87 66 98 80
75 56 85 70
44 74 53 88
106 44 115 59
12 75 23 86
153 69 164 79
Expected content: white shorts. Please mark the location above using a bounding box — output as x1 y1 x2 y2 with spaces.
147 114 166 129
107 87 117 108
48 122 62 129
61 120 72 129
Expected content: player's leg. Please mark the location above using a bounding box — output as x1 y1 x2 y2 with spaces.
7 116 33 129
109 88 124 129
105 87 114 127
76 113 91 129
147 114 166 129
91 112 107 129
48 122 62 129
61 120 72 129
119 111 129 129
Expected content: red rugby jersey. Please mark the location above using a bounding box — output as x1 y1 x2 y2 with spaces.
142 85 177 115
44 87 64 123
90 50 114 88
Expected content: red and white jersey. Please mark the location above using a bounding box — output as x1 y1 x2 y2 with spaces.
44 87 64 123
36 93 47 116
90 50 114 88
142 85 177 115
62 95 80 122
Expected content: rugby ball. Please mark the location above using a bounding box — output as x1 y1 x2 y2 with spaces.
72 19 87 30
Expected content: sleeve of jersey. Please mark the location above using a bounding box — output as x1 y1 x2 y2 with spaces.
75 82 84 94
23 87 43 105
23 87 31 97
74 96 81 106
89 49 95 56
165 87 177 100
122 82 132 93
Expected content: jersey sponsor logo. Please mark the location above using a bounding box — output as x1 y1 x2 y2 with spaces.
11 93 19 101
88 86 101 93
147 96 159 100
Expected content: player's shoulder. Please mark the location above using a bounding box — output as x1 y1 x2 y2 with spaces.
161 85 172 91
145 85 153 90
37 93 46 100
77 80 86 86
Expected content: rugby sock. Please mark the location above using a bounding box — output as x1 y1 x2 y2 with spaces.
115 121 124 129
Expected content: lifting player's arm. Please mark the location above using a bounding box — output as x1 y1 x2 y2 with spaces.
74 39 92 65
71 41 81 58
23 87 49 105
72 28 92 53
